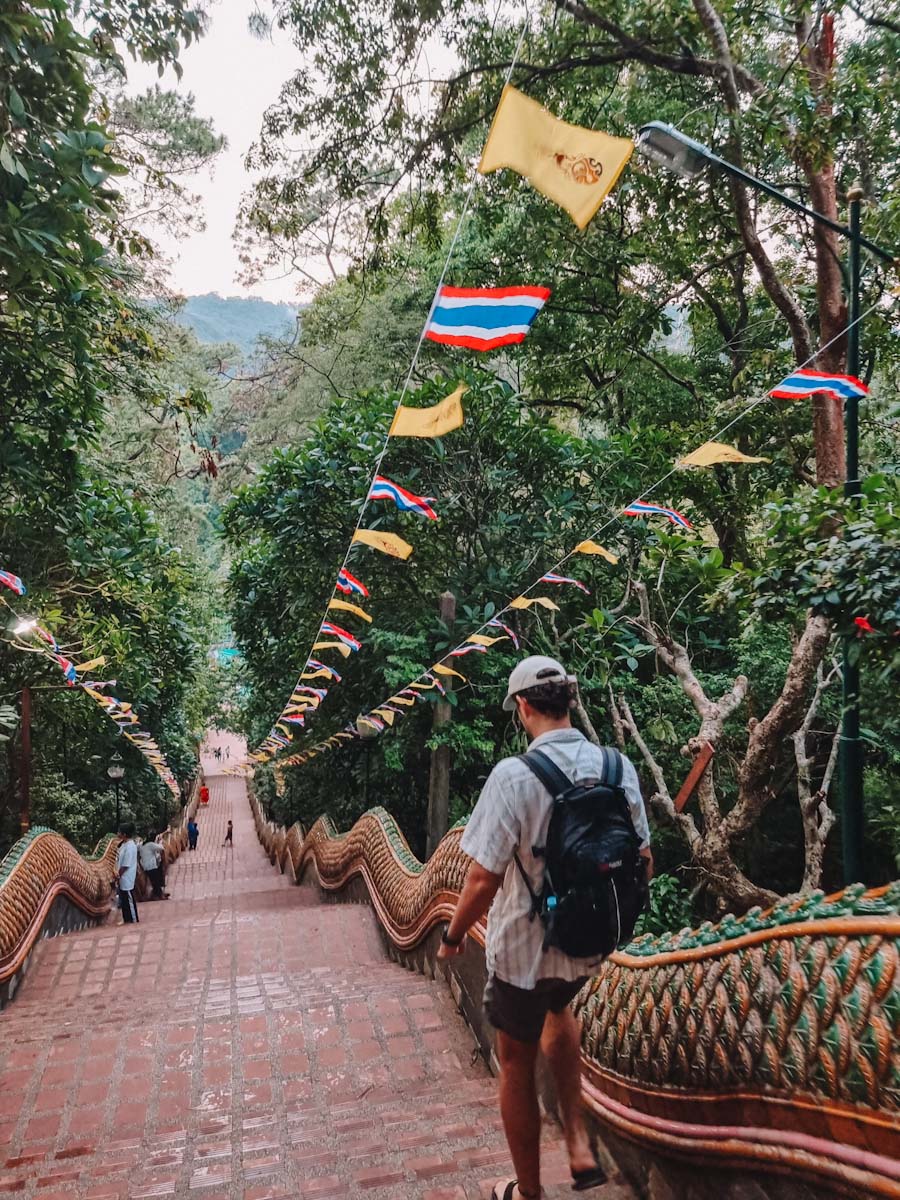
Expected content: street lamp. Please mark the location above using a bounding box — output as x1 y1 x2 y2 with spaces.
356 716 380 809
636 122 896 885
108 752 125 830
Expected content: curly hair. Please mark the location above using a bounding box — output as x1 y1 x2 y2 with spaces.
516 678 576 718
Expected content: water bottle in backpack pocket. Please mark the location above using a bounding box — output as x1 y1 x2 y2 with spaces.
514 746 647 959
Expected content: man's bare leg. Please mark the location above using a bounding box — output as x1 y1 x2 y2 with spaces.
541 1007 596 1175
495 1030 542 1198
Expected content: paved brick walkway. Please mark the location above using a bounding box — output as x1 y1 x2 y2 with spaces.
0 739 630 1200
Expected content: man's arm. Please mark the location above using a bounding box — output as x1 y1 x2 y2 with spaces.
436 861 503 960
639 845 654 881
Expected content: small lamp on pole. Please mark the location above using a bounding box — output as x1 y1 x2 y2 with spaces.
356 716 380 809
108 752 125 830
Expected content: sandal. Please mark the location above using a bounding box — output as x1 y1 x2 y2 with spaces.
491 1183 542 1200
572 1162 608 1191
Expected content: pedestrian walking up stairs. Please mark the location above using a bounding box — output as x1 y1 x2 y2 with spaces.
0 744 897 1200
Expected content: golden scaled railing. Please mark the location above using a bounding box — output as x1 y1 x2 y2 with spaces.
252 797 900 1200
0 784 200 998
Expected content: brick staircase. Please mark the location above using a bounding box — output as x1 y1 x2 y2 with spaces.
0 740 632 1200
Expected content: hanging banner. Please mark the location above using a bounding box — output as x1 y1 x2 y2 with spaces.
328 598 373 623
576 540 619 563
390 384 466 438
479 84 634 230
679 441 770 467
352 529 414 560
510 595 560 611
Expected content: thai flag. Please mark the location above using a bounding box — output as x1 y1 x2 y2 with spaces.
425 285 551 351
0 569 25 596
295 685 328 701
359 714 385 732
769 369 868 402
337 567 369 598
308 659 342 682
623 500 693 530
487 618 520 649
397 689 420 700
55 655 78 686
368 475 437 519
540 572 590 594
34 624 59 650
320 622 361 651
283 714 306 725
448 643 489 658
424 673 447 696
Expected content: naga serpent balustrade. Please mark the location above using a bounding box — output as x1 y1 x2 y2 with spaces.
253 797 900 1200
0 787 198 1005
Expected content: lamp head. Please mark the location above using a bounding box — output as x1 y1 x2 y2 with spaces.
636 122 711 180
107 752 125 781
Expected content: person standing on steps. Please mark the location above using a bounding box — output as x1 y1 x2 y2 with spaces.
139 830 168 899
115 823 140 924
437 656 653 1200
222 819 233 848
187 817 199 851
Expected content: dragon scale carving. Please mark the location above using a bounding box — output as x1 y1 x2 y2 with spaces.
254 799 900 1199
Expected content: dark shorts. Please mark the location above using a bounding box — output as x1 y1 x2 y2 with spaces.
484 974 588 1044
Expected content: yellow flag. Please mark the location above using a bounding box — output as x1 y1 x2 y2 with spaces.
433 663 466 680
285 703 314 715
301 669 333 680
75 656 106 673
313 640 353 658
372 708 396 726
353 528 414 560
388 695 416 707
467 633 508 647
389 384 466 439
510 595 560 612
335 731 355 740
328 597 373 623
275 723 292 738
576 540 619 564
678 441 770 468
408 681 435 691
479 85 634 230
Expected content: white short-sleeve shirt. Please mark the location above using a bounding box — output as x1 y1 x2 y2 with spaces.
117 839 138 891
459 727 650 990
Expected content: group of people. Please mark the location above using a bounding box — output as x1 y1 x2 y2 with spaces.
114 824 169 924
211 745 230 762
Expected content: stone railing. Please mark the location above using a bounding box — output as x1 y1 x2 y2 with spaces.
251 796 900 1200
0 774 202 1009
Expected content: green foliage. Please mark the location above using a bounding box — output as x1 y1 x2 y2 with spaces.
635 874 696 938
0 1 218 855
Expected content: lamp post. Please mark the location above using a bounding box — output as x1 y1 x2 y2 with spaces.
356 716 380 808
636 123 895 884
108 752 125 830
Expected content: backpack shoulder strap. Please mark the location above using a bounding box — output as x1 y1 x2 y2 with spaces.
599 746 624 790
518 748 573 798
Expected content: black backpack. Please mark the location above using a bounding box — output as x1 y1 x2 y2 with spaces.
514 747 647 959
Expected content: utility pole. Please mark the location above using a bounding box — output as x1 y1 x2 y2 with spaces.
840 183 865 885
19 687 31 835
426 591 456 857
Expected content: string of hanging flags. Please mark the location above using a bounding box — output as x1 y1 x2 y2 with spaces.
242 69 877 771
0 571 181 797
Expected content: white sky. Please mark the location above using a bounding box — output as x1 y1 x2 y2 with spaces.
126 1 302 303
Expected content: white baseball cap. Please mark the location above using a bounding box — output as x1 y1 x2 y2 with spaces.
502 655 577 711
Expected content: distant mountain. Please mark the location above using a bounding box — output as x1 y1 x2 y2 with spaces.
175 292 299 358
